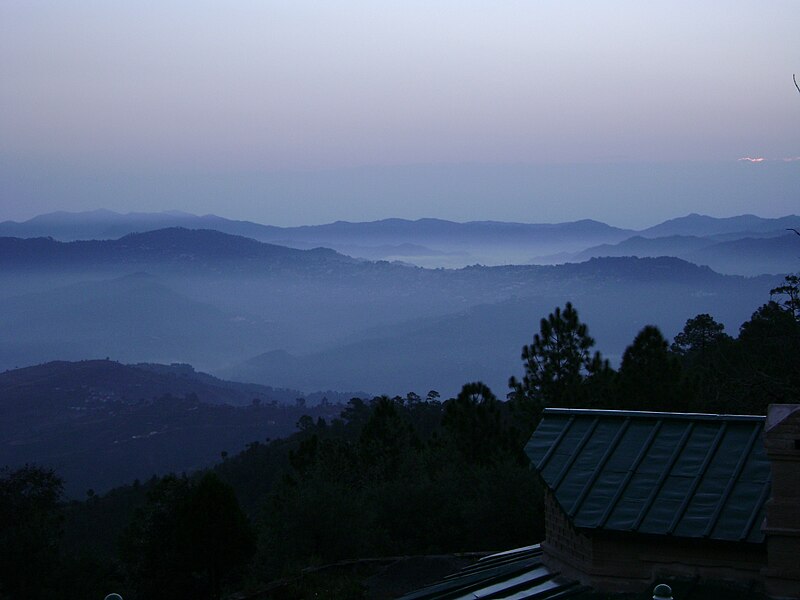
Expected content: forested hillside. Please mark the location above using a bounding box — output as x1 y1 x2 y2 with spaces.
0 227 781 395
4 272 798 599
0 360 360 496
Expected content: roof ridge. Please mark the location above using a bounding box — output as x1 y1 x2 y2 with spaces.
542 408 765 422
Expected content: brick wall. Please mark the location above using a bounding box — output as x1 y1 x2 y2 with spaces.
763 404 800 599
540 488 766 594
540 488 593 577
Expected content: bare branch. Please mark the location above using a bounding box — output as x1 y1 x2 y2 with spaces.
795 74 800 95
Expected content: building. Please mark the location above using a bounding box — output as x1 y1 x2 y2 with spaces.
398 404 800 599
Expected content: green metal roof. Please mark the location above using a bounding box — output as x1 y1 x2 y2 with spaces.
395 545 589 600
525 408 770 544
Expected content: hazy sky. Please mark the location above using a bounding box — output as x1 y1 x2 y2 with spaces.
1 1 798 226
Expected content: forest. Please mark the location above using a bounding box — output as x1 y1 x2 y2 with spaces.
1 273 798 600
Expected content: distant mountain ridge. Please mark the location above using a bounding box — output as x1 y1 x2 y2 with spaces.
639 213 800 237
575 232 800 276
0 211 635 267
3 209 796 242
222 256 773 396
0 210 631 243
576 235 715 259
0 209 283 243
0 359 281 408
0 226 756 283
2 211 793 497
0 359 356 496
0 227 354 271
2 209 797 270
0 221 778 393
0 359 362 408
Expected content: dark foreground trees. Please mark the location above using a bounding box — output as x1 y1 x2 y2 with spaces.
256 391 542 583
618 325 685 411
0 466 64 599
510 296 799 418
24 283 800 598
119 472 254 600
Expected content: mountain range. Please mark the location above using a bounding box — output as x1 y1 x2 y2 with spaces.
637 213 800 237
0 223 783 396
573 232 800 276
2 210 797 272
1 211 796 494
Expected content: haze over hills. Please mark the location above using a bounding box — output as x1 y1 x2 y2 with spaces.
2 209 797 272
637 213 800 238
0 209 284 244
573 232 800 276
0 209 633 245
0 272 279 370
0 223 784 396
0 214 795 485
221 256 775 394
0 226 353 271
682 234 800 276
0 210 635 267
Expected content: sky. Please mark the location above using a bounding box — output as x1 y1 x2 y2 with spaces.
1 1 798 227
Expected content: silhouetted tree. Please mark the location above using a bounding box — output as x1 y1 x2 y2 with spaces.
671 313 731 358
119 475 194 599
509 303 607 433
618 325 685 411
770 274 800 320
180 473 255 600
359 396 418 481
734 301 800 409
442 382 521 464
669 314 733 413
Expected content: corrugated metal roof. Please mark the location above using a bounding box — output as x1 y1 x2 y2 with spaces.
525 408 770 544
395 545 590 600
394 547 768 599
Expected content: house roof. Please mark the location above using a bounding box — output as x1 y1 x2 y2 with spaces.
525 408 770 544
395 545 590 600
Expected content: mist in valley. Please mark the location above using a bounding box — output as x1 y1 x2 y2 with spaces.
0 213 793 398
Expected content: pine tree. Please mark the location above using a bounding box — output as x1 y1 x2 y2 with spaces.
509 303 607 432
